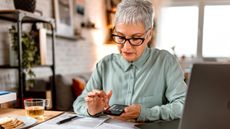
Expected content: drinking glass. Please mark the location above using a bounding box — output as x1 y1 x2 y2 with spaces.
24 98 47 119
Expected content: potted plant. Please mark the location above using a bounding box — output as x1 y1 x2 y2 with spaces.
9 25 40 89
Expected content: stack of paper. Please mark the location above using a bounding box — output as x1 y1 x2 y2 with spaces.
0 91 16 104
31 113 138 129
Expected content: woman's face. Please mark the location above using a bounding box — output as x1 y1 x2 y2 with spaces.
114 23 152 62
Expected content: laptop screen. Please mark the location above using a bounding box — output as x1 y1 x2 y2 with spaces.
179 63 230 129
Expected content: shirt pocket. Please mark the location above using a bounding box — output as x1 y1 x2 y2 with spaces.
136 95 162 108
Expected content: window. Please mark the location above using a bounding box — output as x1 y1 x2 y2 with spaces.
157 6 199 57
203 5 230 57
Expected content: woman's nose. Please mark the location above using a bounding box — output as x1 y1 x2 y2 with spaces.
123 40 132 49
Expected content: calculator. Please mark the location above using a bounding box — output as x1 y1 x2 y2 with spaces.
103 104 128 116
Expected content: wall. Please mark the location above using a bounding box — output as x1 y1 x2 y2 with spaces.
0 0 117 91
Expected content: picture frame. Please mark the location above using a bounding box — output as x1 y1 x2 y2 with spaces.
54 0 74 37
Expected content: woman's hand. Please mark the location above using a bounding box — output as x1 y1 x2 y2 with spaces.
85 90 112 116
109 104 141 121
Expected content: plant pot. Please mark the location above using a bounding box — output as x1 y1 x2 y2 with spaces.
13 0 36 13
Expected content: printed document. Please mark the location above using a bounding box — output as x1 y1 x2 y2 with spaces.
31 112 138 129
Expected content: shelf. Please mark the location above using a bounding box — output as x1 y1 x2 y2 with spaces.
0 10 54 23
55 34 84 40
47 32 82 41
0 9 56 109
0 65 53 69
31 65 54 68
0 65 18 69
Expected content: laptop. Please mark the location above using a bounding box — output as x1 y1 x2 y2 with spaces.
136 63 230 129
179 63 230 129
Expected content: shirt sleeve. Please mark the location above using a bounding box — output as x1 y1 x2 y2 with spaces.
73 62 103 116
138 54 187 121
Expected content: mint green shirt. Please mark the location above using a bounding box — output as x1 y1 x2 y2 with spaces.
73 47 187 121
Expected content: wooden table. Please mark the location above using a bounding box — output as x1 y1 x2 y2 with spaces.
0 108 63 127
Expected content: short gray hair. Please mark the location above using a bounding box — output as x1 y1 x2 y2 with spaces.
115 0 154 30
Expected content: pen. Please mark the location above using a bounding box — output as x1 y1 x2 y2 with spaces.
56 115 78 124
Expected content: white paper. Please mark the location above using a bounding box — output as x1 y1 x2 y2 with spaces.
96 123 137 129
31 113 138 129
106 119 137 128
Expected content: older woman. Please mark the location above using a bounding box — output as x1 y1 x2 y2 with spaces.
73 0 187 122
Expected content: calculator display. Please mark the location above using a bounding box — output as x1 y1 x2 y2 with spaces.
103 104 128 116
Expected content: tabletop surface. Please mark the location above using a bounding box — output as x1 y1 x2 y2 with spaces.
135 119 180 129
0 108 63 126
0 108 180 129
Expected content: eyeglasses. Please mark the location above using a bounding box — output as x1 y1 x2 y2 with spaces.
112 35 145 46
111 29 150 46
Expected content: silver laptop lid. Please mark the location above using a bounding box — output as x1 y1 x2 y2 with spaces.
179 63 230 129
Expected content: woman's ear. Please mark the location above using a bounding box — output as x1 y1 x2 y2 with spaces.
146 28 155 47
147 28 154 42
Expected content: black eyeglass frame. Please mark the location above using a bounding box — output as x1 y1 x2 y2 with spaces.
111 28 151 46
111 35 145 46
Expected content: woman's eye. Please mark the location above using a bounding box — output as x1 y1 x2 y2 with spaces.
116 36 125 41
130 38 141 42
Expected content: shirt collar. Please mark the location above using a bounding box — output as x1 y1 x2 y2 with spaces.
120 47 151 72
